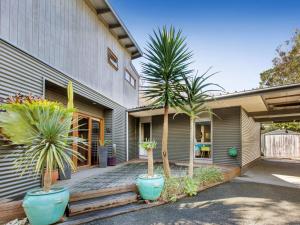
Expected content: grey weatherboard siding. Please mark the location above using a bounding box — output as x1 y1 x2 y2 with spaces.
0 39 127 200
212 107 241 166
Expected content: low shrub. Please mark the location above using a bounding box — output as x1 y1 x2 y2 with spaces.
183 176 198 196
160 167 223 202
194 167 224 185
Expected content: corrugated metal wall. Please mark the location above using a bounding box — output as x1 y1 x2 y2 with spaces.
0 39 127 200
212 107 241 166
241 109 261 166
151 114 190 161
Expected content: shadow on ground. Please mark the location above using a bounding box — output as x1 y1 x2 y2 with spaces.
87 180 300 225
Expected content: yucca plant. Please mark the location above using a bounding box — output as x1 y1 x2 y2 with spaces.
0 98 85 192
176 71 223 177
142 26 193 177
140 139 157 177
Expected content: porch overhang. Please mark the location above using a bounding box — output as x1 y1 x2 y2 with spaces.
129 83 300 123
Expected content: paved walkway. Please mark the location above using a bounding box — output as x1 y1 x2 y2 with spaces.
57 162 189 193
236 158 300 188
87 180 300 225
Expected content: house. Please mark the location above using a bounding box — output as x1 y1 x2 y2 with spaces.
127 83 300 172
2 0 300 203
0 0 142 200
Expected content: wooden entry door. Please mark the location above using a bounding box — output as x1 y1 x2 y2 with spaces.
73 113 104 169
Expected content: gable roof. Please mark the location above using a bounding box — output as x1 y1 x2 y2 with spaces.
88 0 142 59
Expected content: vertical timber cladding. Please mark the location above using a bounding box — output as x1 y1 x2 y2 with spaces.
212 107 241 166
0 39 127 198
241 108 261 167
152 114 190 161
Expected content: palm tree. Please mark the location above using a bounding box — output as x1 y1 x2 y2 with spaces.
176 72 222 177
141 26 193 177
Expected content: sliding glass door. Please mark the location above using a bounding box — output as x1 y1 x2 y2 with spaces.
194 119 212 160
73 113 104 169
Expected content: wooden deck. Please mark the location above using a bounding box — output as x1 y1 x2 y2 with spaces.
0 162 240 224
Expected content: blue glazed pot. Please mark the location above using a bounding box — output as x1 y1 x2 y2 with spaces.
136 174 164 201
23 187 69 225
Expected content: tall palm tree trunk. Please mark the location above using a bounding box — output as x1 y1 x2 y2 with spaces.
188 117 195 177
147 149 154 177
43 169 52 192
162 106 171 177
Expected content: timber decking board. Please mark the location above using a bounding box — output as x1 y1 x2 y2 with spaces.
69 192 137 216
70 184 137 202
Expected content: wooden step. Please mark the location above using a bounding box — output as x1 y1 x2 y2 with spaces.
70 184 137 202
69 192 138 216
59 201 164 225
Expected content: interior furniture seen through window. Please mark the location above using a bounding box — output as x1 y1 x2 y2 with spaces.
194 120 212 159
107 48 118 71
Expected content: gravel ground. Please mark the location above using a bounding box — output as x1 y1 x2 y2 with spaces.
87 180 300 225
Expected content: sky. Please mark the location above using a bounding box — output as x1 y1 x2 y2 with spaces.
109 0 300 92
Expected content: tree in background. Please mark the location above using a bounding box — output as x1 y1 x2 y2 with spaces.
260 30 300 132
260 30 300 87
141 26 193 177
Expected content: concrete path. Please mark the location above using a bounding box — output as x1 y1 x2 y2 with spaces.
236 158 300 188
87 180 300 225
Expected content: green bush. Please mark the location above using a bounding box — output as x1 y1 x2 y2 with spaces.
194 167 223 185
161 177 184 202
161 167 223 202
183 176 198 196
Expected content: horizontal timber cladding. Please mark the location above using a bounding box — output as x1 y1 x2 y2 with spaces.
0 39 127 199
241 108 261 167
152 114 190 161
128 115 139 160
212 107 241 166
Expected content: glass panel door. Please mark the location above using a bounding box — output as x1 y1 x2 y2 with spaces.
77 116 89 167
139 122 151 157
194 121 212 159
91 119 101 166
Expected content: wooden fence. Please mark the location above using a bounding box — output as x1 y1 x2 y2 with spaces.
264 134 300 158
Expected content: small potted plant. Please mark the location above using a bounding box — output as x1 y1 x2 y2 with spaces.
108 144 117 166
98 140 112 168
136 140 164 201
0 94 85 225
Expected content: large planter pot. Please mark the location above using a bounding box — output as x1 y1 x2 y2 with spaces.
136 174 164 201
23 187 69 225
107 156 117 166
98 146 108 168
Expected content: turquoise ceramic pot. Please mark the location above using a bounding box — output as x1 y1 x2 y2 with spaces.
23 187 69 225
136 174 164 201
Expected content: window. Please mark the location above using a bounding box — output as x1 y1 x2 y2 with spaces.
107 48 118 70
194 120 212 159
125 69 136 88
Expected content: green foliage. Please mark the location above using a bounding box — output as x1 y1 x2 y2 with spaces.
140 139 157 151
0 99 85 178
161 167 223 202
141 26 193 108
161 176 183 202
183 176 198 196
194 167 223 185
101 140 112 147
262 122 300 133
176 72 223 119
260 30 300 87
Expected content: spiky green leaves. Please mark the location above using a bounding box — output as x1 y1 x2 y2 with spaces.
141 26 193 107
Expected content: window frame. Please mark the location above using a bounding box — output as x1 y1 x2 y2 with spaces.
107 48 118 71
124 69 136 88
